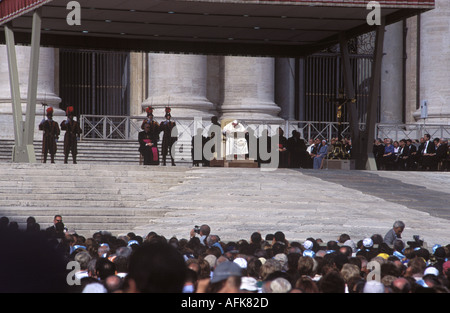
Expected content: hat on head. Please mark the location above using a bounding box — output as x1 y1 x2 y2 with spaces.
73 245 86 251
303 250 315 258
303 240 313 250
432 244 442 254
424 267 439 277
82 282 107 293
363 238 373 248
127 240 139 247
363 280 385 293
393 251 406 261
210 261 242 284
46 107 53 115
343 239 357 252
233 257 248 269
66 106 74 115
146 106 154 114
204 255 217 269
240 277 258 292
273 253 288 270
377 253 389 260
269 278 292 293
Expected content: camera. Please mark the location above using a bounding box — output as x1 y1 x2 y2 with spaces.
194 225 200 234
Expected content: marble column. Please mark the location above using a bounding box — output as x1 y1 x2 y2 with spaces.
404 16 419 124
0 45 62 140
142 53 216 119
414 0 450 123
275 58 296 121
220 56 282 121
380 22 404 124
129 52 147 117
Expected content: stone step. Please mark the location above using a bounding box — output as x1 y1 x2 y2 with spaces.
0 162 189 237
0 139 193 165
0 207 161 217
0 199 144 208
5 208 168 238
0 186 156 195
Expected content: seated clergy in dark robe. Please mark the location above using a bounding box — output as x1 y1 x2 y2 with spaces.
139 124 159 165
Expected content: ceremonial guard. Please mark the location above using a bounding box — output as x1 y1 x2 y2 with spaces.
141 106 157 130
60 106 82 164
160 107 178 166
38 106 60 163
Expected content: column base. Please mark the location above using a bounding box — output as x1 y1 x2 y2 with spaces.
413 108 450 124
142 95 217 119
0 102 65 140
220 101 282 121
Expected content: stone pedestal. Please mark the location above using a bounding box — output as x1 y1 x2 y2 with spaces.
323 159 355 170
220 56 282 121
142 53 216 119
0 45 62 140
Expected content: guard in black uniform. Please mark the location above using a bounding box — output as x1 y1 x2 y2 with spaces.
160 107 178 166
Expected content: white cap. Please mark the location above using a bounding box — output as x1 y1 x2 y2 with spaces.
233 257 248 269
363 238 373 248
303 240 314 250
363 280 384 293
82 283 107 293
240 277 258 292
424 267 439 276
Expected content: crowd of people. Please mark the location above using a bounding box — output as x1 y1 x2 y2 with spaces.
373 135 449 171
190 122 450 172
191 121 354 170
0 216 448 294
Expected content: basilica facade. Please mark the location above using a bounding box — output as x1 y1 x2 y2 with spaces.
0 0 449 141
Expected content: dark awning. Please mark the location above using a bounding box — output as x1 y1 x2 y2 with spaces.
0 0 435 57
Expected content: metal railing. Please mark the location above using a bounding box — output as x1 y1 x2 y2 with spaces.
376 123 450 142
80 115 450 143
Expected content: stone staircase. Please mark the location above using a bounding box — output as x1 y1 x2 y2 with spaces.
0 163 189 238
0 139 193 165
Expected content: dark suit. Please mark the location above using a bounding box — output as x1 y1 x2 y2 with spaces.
287 136 306 168
436 143 448 170
395 145 409 170
421 140 436 170
373 143 385 169
277 135 288 168
160 119 178 165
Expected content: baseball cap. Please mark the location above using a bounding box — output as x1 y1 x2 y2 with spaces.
240 277 258 292
303 250 315 258
303 240 314 250
424 267 439 277
210 261 242 284
363 280 384 293
363 238 373 248
233 257 248 269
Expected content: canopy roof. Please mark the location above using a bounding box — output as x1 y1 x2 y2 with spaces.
0 0 435 56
